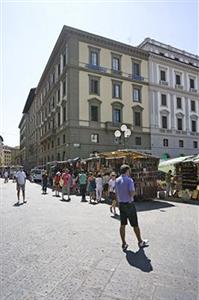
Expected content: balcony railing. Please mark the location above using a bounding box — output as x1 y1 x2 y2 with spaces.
159 80 168 86
190 88 197 93
129 74 145 81
86 64 107 73
175 84 183 89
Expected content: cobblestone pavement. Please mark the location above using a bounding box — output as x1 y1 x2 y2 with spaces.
0 179 198 300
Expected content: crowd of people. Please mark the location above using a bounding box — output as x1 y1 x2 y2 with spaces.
50 168 119 216
2 165 149 250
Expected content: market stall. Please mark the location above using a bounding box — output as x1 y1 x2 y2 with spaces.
158 154 199 201
87 150 159 200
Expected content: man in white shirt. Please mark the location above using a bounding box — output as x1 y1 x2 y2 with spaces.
16 168 26 204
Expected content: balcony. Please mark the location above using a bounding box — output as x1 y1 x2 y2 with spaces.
190 132 197 136
190 88 197 93
159 80 168 86
175 84 183 89
105 121 121 130
129 74 145 81
85 64 107 73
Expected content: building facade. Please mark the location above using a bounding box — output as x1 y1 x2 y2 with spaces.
139 38 199 158
19 88 38 169
0 146 11 166
28 26 150 166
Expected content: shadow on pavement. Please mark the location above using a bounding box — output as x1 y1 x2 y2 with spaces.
125 248 153 272
111 214 120 221
135 200 175 212
13 202 24 207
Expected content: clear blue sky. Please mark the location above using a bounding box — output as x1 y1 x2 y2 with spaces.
1 0 198 146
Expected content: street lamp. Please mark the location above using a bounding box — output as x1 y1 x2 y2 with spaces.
114 124 131 149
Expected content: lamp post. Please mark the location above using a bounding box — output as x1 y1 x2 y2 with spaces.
114 124 131 149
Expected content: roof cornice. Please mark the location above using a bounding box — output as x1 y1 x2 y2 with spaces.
149 53 199 72
36 25 149 92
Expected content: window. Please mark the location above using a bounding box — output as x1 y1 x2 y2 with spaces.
176 74 181 85
193 141 198 149
113 109 121 124
91 105 98 122
63 80 66 96
134 111 141 127
57 153 60 161
177 97 182 109
57 137 60 146
52 96 55 108
177 118 183 130
63 53 66 66
91 133 99 143
62 151 65 160
133 88 141 102
191 100 195 112
163 138 168 147
58 63 61 76
63 106 66 122
135 137 141 145
58 112 61 127
160 70 166 81
57 89 60 102
112 57 120 72
190 78 195 89
133 63 140 76
162 116 167 129
179 140 184 148
63 134 65 144
52 73 55 84
90 78 99 95
51 140 54 148
161 94 167 106
113 83 121 98
90 49 99 66
191 120 196 132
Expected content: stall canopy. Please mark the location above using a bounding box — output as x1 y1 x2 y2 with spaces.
158 155 193 174
98 150 158 160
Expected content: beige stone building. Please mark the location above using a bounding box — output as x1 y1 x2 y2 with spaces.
0 146 12 166
22 26 150 167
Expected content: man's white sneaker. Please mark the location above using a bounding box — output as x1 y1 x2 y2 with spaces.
138 240 149 248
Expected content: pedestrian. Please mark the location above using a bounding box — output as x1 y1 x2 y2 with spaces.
165 170 173 198
102 172 110 201
4 169 9 183
54 171 61 197
108 172 118 216
87 172 96 203
15 167 27 204
95 173 103 202
115 164 148 251
78 169 88 202
42 171 48 194
13 171 16 183
61 169 72 201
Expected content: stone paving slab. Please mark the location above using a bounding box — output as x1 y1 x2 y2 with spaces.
0 179 199 300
